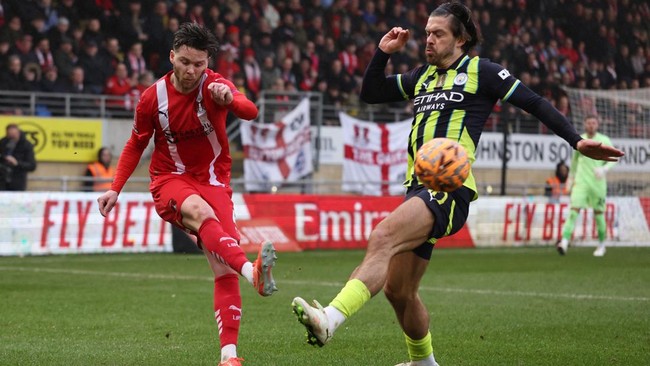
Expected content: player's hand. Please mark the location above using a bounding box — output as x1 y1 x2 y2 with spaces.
593 167 606 180
208 82 233 106
576 139 624 162
378 27 410 54
97 190 119 217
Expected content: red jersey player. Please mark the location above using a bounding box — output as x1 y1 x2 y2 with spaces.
97 23 276 366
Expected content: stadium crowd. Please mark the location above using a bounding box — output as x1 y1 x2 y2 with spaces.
0 0 648 119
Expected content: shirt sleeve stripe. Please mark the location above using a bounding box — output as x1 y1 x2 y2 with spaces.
502 80 521 102
396 74 409 100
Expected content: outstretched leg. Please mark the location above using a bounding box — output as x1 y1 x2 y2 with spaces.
292 197 434 346
384 251 439 366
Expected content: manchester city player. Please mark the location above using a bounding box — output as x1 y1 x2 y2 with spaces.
291 2 624 365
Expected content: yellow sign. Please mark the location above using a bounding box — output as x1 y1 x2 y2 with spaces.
0 117 102 162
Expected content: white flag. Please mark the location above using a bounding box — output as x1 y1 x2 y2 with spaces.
340 112 411 196
241 98 313 191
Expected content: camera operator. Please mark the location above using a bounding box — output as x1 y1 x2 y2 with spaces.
0 124 37 191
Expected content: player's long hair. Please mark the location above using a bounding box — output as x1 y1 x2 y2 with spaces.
173 22 220 58
431 2 481 53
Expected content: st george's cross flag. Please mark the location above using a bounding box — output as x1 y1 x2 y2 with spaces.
240 98 313 191
340 112 411 196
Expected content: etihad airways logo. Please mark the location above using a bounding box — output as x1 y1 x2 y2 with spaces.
413 91 465 113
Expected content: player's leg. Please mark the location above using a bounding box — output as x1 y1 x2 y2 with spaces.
384 251 439 366
203 245 244 365
181 194 251 271
152 176 276 296
199 185 277 295
592 191 607 256
293 187 472 348
558 186 588 255
292 195 434 346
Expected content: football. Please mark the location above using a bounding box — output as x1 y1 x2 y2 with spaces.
414 138 470 192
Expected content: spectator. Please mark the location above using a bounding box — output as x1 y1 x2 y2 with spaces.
258 0 280 29
278 56 296 89
253 31 275 63
77 40 108 94
101 36 123 74
156 17 179 76
545 160 570 203
132 70 154 96
83 146 114 192
241 47 261 99
22 62 41 91
169 0 189 24
36 0 59 32
31 36 53 72
25 14 48 40
188 3 204 26
81 18 104 49
0 37 11 70
61 66 87 93
215 47 240 81
338 39 358 76
47 16 71 52
38 65 66 93
116 0 148 51
56 0 80 28
259 55 280 91
52 36 76 79
10 33 38 66
0 123 37 191
0 16 23 46
124 41 147 79
143 0 168 67
296 56 317 92
0 55 28 91
104 62 136 110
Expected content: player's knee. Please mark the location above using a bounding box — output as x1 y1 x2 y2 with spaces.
182 199 215 222
367 225 395 252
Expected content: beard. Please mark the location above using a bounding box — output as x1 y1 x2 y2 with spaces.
426 42 458 67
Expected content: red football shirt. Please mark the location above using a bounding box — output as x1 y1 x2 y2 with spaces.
111 69 258 192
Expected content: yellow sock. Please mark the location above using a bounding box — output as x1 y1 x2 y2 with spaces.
405 331 433 361
329 279 371 318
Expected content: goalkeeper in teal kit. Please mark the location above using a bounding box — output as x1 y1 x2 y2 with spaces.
557 115 616 257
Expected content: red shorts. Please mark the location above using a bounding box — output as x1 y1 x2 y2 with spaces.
150 174 239 240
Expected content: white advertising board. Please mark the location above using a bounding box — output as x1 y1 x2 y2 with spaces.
0 192 172 256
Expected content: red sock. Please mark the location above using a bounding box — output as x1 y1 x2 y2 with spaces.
214 274 241 348
198 218 248 273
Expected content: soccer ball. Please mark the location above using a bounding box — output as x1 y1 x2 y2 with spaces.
414 138 470 192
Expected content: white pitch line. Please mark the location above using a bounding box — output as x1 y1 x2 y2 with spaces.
1 266 648 302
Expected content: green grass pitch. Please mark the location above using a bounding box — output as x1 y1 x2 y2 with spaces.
1 247 649 365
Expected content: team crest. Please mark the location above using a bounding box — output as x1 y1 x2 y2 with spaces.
454 73 468 86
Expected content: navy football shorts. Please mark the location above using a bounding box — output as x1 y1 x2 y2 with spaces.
405 184 474 260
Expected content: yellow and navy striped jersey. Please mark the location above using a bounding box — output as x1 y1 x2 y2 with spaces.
395 55 520 199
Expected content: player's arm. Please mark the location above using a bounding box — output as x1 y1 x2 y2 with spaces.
481 61 622 160
359 49 409 104
98 97 154 216
510 86 622 161
479 61 622 161
208 79 258 120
